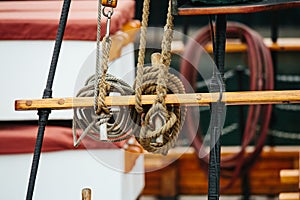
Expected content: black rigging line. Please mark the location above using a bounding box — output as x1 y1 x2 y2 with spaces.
25 0 71 199
208 14 227 200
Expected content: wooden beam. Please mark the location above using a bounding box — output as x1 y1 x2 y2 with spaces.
81 188 92 200
177 0 300 15
15 90 300 111
109 20 140 61
171 38 300 54
207 38 300 52
280 169 299 184
279 193 300 200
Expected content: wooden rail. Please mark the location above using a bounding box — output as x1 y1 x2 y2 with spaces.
279 193 300 200
108 20 140 61
280 169 299 184
171 38 300 54
279 151 300 200
177 0 300 15
14 90 300 110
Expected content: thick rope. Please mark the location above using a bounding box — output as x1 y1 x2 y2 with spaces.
94 0 102 112
73 1 134 146
160 0 174 68
73 74 134 146
131 65 186 155
133 0 186 155
134 0 151 114
96 36 112 115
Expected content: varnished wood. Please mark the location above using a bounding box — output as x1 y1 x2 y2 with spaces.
109 20 140 61
15 90 300 111
280 169 300 184
124 139 143 173
207 38 300 52
82 188 92 200
172 38 300 54
279 192 300 200
121 20 141 45
143 146 300 196
177 0 300 15
160 163 178 197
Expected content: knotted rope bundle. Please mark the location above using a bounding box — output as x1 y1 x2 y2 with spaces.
132 0 186 155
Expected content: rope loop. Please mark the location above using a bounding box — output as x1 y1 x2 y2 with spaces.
73 0 133 147
132 0 187 155
131 64 187 155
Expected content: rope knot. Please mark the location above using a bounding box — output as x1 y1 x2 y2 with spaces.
96 79 110 115
132 0 187 155
139 102 177 153
155 92 166 104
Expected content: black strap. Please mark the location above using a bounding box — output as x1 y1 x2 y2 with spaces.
208 14 227 200
25 0 71 199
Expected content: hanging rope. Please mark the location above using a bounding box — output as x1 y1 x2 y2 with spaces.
134 0 150 114
73 0 133 145
132 0 186 155
73 74 134 146
94 0 102 113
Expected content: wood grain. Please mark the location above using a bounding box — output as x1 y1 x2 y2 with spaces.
15 90 300 110
171 38 300 54
280 169 299 184
177 0 300 15
279 192 300 200
82 188 91 200
109 20 140 61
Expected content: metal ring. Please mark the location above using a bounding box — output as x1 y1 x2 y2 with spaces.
102 7 114 18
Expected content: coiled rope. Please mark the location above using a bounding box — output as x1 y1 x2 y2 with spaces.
132 0 186 155
73 0 134 145
73 74 134 145
180 22 274 190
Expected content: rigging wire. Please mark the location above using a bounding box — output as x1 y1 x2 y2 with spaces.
25 0 72 199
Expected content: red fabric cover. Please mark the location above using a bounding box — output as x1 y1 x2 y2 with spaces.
0 0 135 40
0 125 125 154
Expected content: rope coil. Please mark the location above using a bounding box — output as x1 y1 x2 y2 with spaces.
131 61 187 155
73 0 186 155
73 0 134 145
133 0 186 155
73 74 134 146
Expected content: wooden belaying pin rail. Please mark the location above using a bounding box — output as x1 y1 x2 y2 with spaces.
15 90 300 111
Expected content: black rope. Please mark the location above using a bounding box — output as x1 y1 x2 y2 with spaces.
208 14 226 200
269 10 279 147
25 0 71 199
